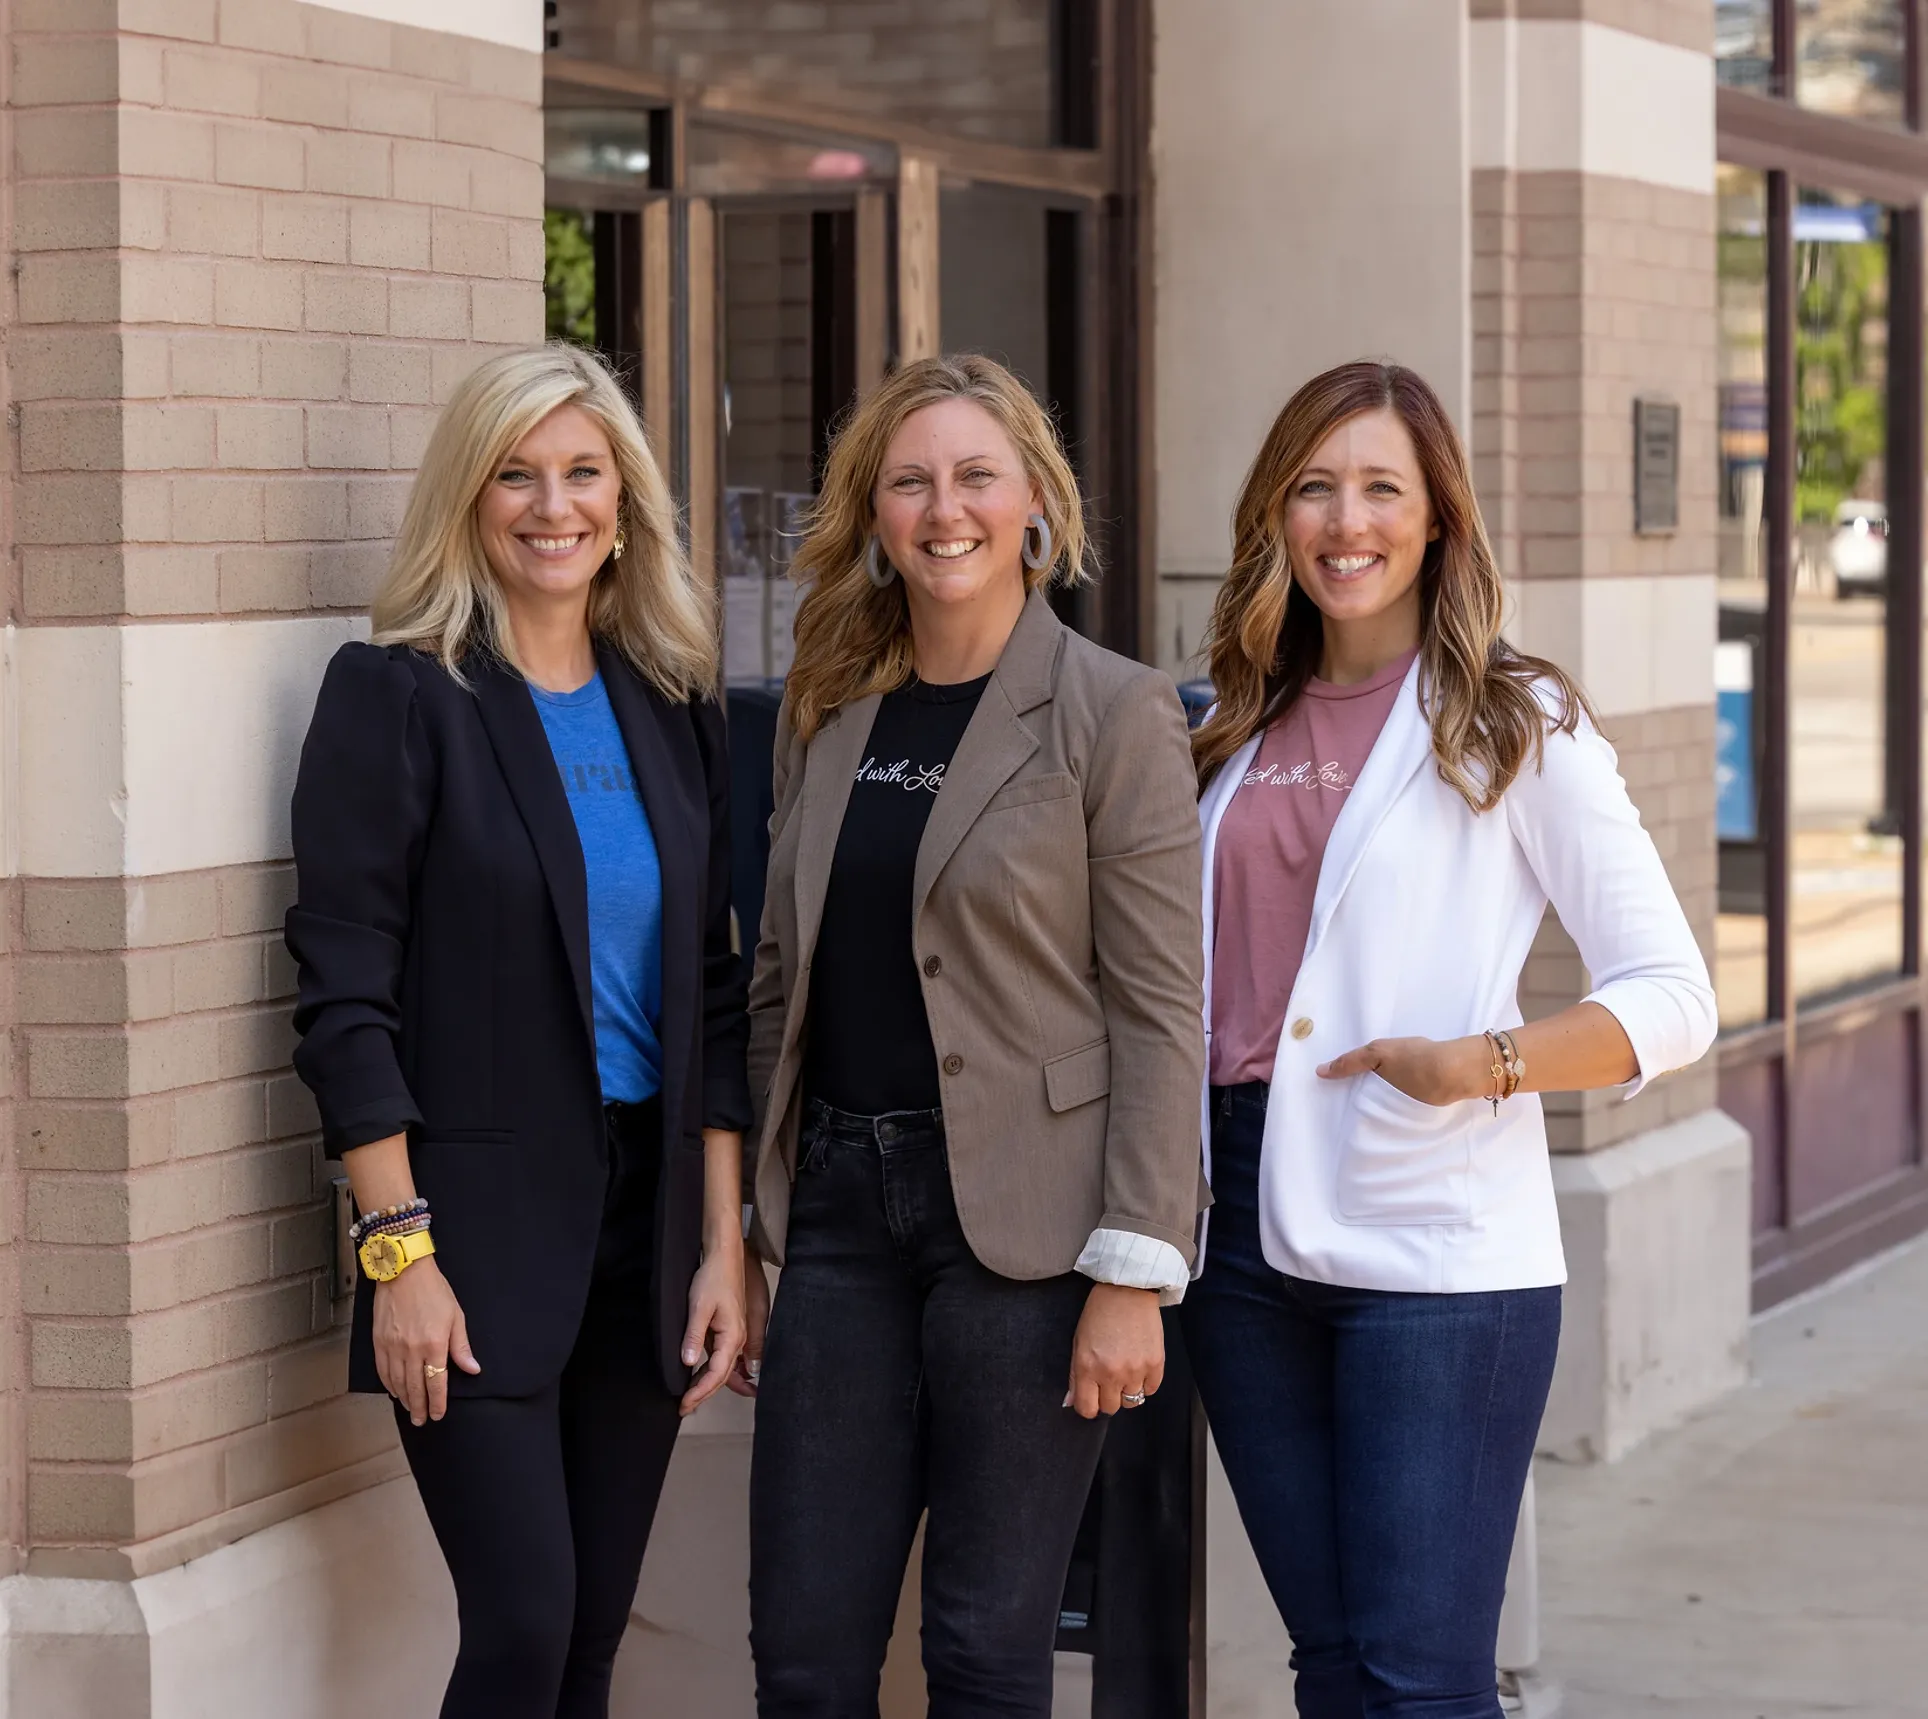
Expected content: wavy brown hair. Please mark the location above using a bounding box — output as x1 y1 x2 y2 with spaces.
1191 360 1589 809
782 353 1090 742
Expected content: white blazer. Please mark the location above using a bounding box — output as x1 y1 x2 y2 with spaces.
1197 662 1717 1295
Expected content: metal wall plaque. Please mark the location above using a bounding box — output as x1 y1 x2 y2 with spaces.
1633 396 1680 535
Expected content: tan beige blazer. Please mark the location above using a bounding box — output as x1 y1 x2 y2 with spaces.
747 593 1206 1278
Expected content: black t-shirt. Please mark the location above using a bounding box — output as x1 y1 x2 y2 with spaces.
803 673 991 1114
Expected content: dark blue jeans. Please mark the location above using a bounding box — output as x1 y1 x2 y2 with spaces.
1181 1082 1560 1719
749 1100 1108 1719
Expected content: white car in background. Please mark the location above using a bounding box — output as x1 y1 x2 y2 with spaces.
1829 499 1887 599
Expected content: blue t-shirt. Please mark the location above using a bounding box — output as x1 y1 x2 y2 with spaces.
529 672 665 1103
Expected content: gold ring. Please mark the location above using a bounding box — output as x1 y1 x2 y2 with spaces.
423 1363 446 1379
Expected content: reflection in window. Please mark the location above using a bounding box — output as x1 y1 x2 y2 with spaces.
1791 191 1900 1003
1716 167 1768 1029
1798 0 1906 126
1717 0 1774 93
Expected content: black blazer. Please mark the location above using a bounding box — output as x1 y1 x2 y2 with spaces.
286 640 752 1398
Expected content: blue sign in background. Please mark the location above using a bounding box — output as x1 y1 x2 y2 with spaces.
1716 686 1756 841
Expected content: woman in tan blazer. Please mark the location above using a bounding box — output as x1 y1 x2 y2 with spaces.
736 354 1204 1717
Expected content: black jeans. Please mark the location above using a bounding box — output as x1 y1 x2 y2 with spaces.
1181 1083 1561 1718
398 1098 684 1719
749 1100 1109 1718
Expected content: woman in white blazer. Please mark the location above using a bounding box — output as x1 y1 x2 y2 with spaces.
1179 361 1716 1719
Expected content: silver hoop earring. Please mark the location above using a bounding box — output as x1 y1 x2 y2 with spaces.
864 535 897 589
1022 513 1052 572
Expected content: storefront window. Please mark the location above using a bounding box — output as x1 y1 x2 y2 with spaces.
1716 166 1769 1029
1717 0 1775 93
1791 190 1901 1001
1797 0 1907 127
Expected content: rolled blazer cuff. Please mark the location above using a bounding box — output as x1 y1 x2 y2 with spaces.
1076 1226 1192 1306
320 1096 424 1157
1584 973 1719 1101
702 1068 755 1136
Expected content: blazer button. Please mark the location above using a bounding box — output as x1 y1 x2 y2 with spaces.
923 955 943 977
1290 1017 1314 1041
942 1053 964 1076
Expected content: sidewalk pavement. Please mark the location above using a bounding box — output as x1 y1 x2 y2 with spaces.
1536 1233 1928 1717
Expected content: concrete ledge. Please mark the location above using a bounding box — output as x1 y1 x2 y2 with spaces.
1542 1107 1752 1463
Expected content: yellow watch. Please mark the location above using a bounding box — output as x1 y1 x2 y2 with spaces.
358 1228 436 1283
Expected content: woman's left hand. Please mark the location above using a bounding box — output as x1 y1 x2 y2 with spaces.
1066 1283 1164 1418
1316 1034 1489 1106
679 1243 747 1417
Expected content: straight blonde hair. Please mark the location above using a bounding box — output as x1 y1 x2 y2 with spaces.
783 354 1090 742
1191 360 1589 809
371 344 717 701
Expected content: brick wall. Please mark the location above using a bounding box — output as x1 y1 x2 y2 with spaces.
4 0 543 1576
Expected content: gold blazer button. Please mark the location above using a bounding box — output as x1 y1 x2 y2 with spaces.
1289 1017 1314 1041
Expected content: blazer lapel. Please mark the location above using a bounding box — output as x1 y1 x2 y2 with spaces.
598 647 698 1113
909 592 1059 923
1198 733 1262 1020
791 693 879 965
1305 658 1434 958
471 655 596 1046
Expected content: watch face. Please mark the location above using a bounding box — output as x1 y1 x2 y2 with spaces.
363 1234 402 1278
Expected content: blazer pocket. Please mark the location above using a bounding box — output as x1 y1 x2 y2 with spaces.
1334 1073 1475 1227
1044 1037 1111 1112
983 772 1078 815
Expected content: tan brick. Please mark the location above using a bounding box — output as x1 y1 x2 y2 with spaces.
218 1006 296 1080
436 91 542 161
169 475 264 543
470 154 544 219
304 273 387 335
349 201 431 270
164 46 260 116
348 76 435 140
219 866 296 937
15 474 124 546
306 130 390 198
219 546 311 610
19 253 120 325
269 1206 330 1277
21 544 120 614
213 404 304 470
506 216 543 281
19 1100 172 1175
168 333 259 398
305 405 390 470
26 1172 132 1245
32 1317 135 1391
388 275 467 340
216 0 304 52
122 255 217 325
347 476 409 540
346 343 431 406
264 476 348 541
13 36 120 106
125 404 218 472
23 1248 136 1318
24 882 120 953
261 194 349 266
220 1277 316 1365
430 207 509 277
258 335 347 400
165 183 259 257
21 404 121 475
17 952 132 1026
29 1393 136 1465
14 0 118 25
12 331 122 401
464 39 543 104
224 1393 394 1513
391 139 469 208
16 108 118 179
214 260 305 331
13 180 120 251
263 936 297 999
266 1333 349 1418
122 1015 223 1096
173 1079 268 1161
431 343 491 404
213 121 303 191
474 280 542 345
121 0 220 42
264 1072 318 1140
119 107 218 181
28 1468 139 1544
387 407 437 470
124 331 172 397
172 937 270 1013
307 6 393 69
308 541 387 609
390 21 470 84
125 545 220 615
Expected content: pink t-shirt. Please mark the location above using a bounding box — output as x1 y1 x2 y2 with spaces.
1208 648 1417 1087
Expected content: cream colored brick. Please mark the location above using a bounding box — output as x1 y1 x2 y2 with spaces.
27 1468 139 1545
170 334 261 398
16 108 118 179
15 474 124 546
19 1100 173 1174
349 201 431 270
119 107 218 181
21 404 120 475
391 138 470 209
430 342 491 404
126 404 218 472
220 546 311 610
470 154 544 219
125 472 174 539
125 545 220 615
306 405 391 470
304 273 387 335
165 182 259 257
124 1446 228 1542
13 180 120 251
225 1393 394 1512
172 937 270 1013
133 1220 275 1308
388 407 437 470
464 39 543 104
430 207 508 277
29 1393 136 1465
220 1278 316 1365
124 1158 228 1243
123 255 217 325
306 130 390 198
262 193 349 264
132 1361 272 1462
264 475 348 541
347 342 432 405
13 35 120 106
26 1172 131 1245
18 953 131 1026
214 260 305 331
19 253 120 325
308 540 388 609
307 6 392 69
174 1078 269 1159
214 403 304 470
266 1333 348 1418
264 1072 318 1139
349 76 435 140
128 874 225 948
122 0 220 42
15 0 117 25
347 476 409 539
269 1206 329 1277
31 1317 135 1391
125 330 173 397
218 1006 296 1080
214 120 303 191
12 331 122 401
389 275 467 340
391 21 469 84
24 1249 136 1318
257 335 346 400
263 935 297 1000
506 216 543 281
436 91 542 161
169 474 265 543
164 46 260 116
220 866 297 936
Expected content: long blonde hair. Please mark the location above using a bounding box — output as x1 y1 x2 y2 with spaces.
783 354 1090 742
1191 360 1589 809
371 344 717 701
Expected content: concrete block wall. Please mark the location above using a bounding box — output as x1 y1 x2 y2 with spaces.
2 0 544 1595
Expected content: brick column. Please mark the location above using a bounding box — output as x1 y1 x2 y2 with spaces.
0 0 542 1708
1469 0 1751 1462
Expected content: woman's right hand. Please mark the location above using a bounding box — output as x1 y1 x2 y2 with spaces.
728 1247 770 1398
374 1258 480 1426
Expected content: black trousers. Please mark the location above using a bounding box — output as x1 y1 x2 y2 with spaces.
398 1099 684 1719
750 1100 1109 1718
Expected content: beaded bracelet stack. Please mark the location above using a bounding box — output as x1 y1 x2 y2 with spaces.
1482 1028 1526 1116
349 1196 432 1245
